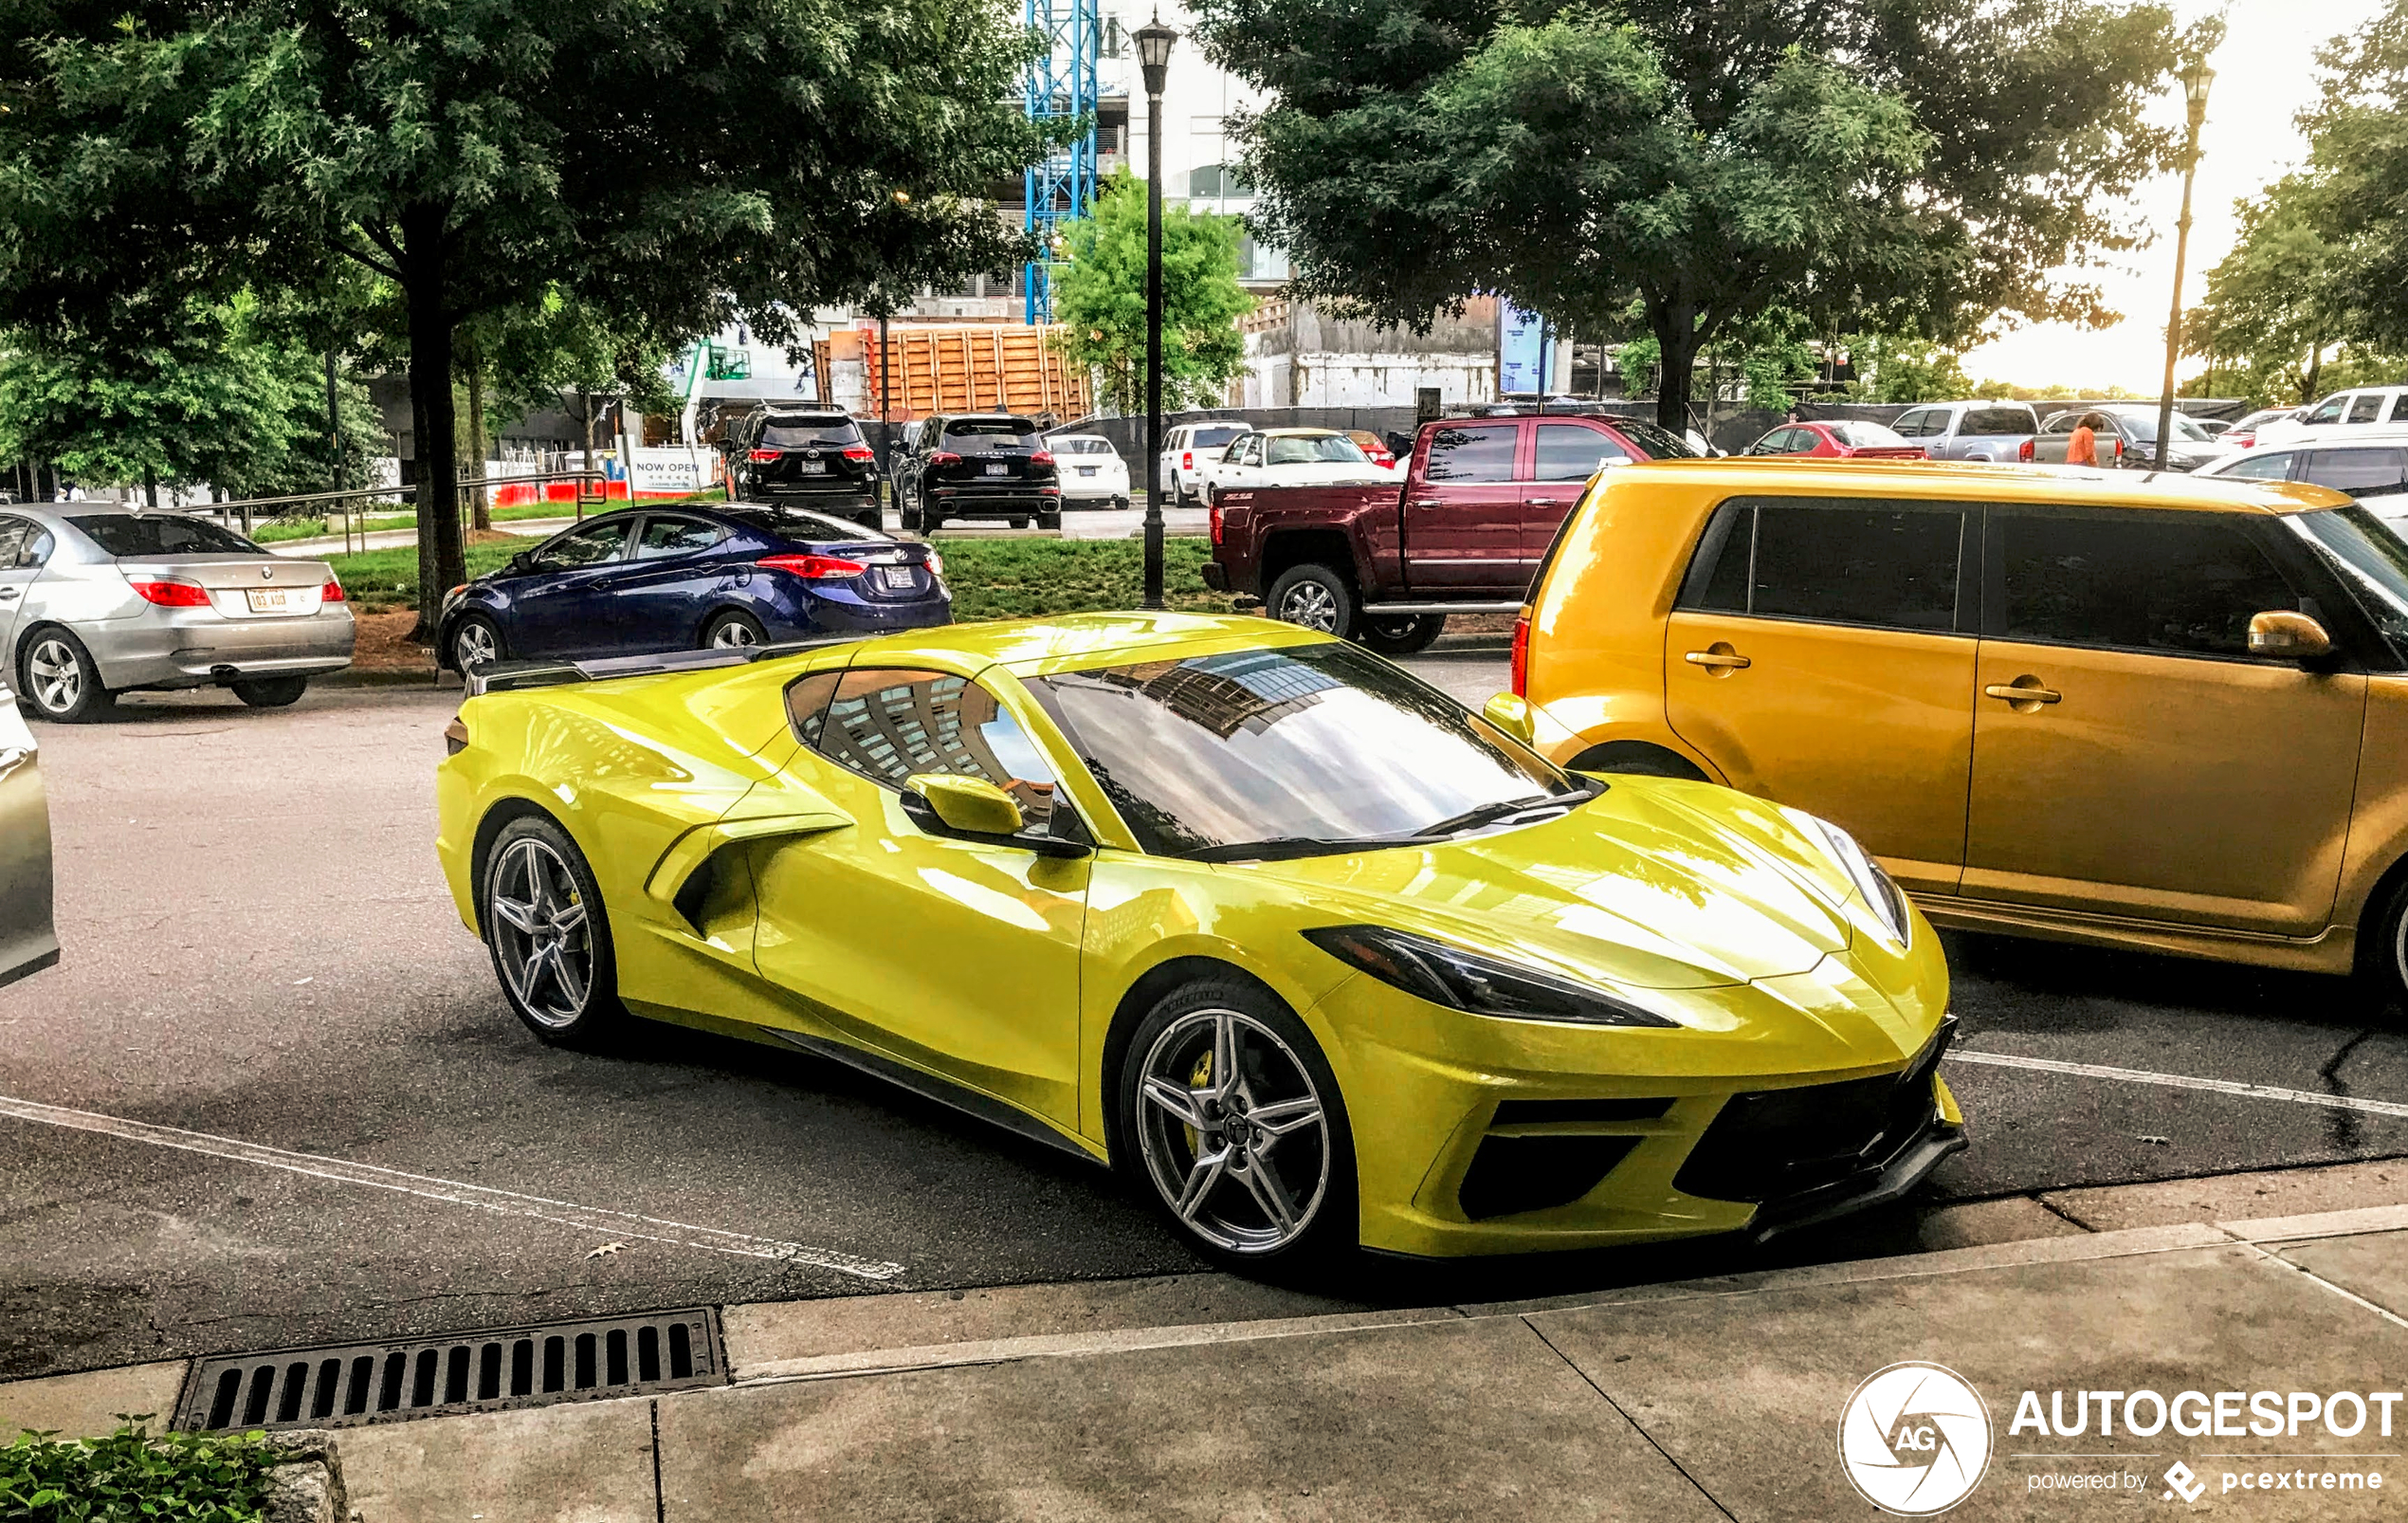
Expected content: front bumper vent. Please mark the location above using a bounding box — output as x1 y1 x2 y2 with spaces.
172 1307 723 1433
1673 1018 1958 1205
1459 1134 1642 1220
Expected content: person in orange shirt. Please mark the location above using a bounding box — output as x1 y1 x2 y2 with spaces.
2067 412 2107 467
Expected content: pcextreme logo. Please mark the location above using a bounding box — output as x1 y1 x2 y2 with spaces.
1838 1362 1996 1515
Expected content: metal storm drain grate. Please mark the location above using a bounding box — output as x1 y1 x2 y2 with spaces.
173 1307 724 1433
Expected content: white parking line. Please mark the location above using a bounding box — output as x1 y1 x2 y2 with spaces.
1946 1050 2408 1120
0 1093 905 1280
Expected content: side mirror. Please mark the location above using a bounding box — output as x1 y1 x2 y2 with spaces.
2249 610 2333 660
1482 691 1536 747
900 774 1093 858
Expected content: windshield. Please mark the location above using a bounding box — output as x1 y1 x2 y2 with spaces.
1189 425 1245 449
2289 505 2408 657
1613 420 1698 459
720 505 892 541
760 418 860 448
2111 411 2212 445
945 417 1038 441
1025 641 1579 859
1831 421 1911 447
71 514 261 557
1056 438 1114 455
1265 434 1369 466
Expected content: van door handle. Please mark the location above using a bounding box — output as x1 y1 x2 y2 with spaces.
1984 680 2063 706
0 588 17 600
1684 646 1750 671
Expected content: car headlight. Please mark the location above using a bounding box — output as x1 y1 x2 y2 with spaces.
1805 817 1912 946
1303 926 1677 1028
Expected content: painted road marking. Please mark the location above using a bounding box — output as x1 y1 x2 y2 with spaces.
1947 1051 2408 1121
0 1093 904 1280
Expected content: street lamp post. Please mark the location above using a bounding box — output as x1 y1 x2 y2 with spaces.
1136 12 1177 610
2155 64 2215 470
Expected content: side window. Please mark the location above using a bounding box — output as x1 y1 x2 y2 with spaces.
1533 423 1631 481
2349 395 2386 425
2303 449 2408 498
528 518 633 572
1676 502 1754 614
1893 411 1934 439
1994 510 2301 660
2305 395 2349 426
811 668 1063 831
1750 501 1964 631
1238 436 1264 466
634 516 723 559
1422 424 1520 483
2388 395 2408 423
2217 450 2297 482
0 518 27 568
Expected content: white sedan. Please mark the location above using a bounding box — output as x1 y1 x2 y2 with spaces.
1195 428 1403 504
1047 434 1131 510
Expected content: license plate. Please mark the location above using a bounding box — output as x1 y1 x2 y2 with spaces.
984 463 1010 476
879 566 917 590
794 460 828 475
1076 466 1098 476
246 588 299 614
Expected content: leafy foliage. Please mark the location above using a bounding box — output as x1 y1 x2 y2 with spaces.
0 1419 274 1521
1845 332 1974 404
2186 175 2357 407
1050 170 1255 413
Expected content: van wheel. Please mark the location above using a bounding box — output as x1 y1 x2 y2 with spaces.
1356 615 1446 656
2362 875 2408 1009
1265 563 1356 637
232 675 309 707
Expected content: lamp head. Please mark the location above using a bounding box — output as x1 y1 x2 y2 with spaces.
1136 13 1177 96
2184 64 2215 109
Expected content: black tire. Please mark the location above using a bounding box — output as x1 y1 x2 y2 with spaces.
901 503 925 534
1356 614 1447 656
857 505 882 531
1114 495 1131 513
231 675 309 708
702 609 769 650
450 614 504 672
1036 510 1063 532
16 627 113 723
1264 562 1358 638
1116 976 1358 1271
479 815 629 1048
1008 515 1031 530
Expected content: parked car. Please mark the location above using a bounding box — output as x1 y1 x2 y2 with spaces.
721 406 882 530
1047 434 1131 510
1487 455 2408 1000
440 613 1960 1262
2256 387 2408 448
1158 421 1250 506
1888 401 2041 462
1344 429 1397 468
1204 413 1695 653
893 413 1064 532
436 504 947 671
1742 420 1926 460
2195 418 2235 438
2196 428 2408 513
2223 406 2305 449
2022 405 2232 471
0 678 57 986
1194 428 1402 505
2 507 353 723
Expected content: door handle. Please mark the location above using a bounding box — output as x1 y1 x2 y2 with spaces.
0 588 17 600
1409 499 1445 509
1684 649 1751 670
1522 498 1563 506
1984 680 2063 706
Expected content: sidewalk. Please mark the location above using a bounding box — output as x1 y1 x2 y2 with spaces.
6 1185 2405 1519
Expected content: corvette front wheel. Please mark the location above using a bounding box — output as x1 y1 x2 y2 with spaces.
480 815 629 1047
1119 980 1356 1268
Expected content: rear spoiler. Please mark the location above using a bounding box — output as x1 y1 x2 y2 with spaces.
465 636 860 696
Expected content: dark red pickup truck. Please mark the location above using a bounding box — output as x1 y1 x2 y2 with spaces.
1202 412 1694 652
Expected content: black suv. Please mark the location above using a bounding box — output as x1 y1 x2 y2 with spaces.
894 414 1063 532
721 407 882 529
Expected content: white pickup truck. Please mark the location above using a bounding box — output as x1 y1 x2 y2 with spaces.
1887 401 2041 462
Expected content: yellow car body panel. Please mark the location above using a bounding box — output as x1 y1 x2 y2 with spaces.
438 612 1959 1256
1516 458 2408 976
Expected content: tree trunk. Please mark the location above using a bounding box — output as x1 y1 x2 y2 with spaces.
465 337 492 532
1654 300 1703 438
402 217 464 645
143 463 158 509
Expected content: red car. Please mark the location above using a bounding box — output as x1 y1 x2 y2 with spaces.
1742 420 1927 460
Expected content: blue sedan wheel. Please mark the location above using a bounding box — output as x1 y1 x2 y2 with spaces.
703 611 767 649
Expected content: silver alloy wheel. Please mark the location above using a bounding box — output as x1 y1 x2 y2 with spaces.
454 621 499 669
487 837 593 1029
1135 1008 1329 1255
26 637 81 714
708 617 761 649
1275 579 1340 633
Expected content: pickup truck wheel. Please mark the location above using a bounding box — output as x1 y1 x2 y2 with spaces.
1356 614 1446 655
1266 563 1356 637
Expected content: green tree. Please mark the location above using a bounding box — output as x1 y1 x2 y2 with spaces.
1189 0 2201 433
1050 170 1255 413
2186 176 2353 407
1846 332 1974 403
1 0 1051 633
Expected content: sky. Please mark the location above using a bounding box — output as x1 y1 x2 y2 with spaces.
1957 0 2387 393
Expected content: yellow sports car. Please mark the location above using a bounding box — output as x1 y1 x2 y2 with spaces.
435 614 1961 1264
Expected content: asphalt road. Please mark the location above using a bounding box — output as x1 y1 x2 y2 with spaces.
3 661 2404 1380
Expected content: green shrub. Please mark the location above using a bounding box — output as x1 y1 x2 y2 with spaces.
0 1419 275 1521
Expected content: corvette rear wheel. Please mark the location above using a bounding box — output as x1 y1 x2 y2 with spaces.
481 816 627 1047
1120 980 1355 1266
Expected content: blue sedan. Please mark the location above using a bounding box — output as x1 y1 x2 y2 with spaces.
436 505 949 671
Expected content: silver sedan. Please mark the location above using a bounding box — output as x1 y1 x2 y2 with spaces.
1 505 355 722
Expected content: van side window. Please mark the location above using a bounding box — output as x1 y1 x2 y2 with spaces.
2306 395 2349 426
2349 395 2386 424
1992 510 2301 660
2303 449 2408 498
1676 498 1965 632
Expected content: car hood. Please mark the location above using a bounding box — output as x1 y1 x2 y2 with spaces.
1232 780 1862 991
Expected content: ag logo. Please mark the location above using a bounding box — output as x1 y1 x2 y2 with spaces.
1837 1362 1994 1515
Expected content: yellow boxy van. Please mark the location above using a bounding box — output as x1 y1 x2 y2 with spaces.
1486 460 2408 996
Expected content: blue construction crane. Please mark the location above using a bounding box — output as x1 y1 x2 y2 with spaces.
1023 0 1101 324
